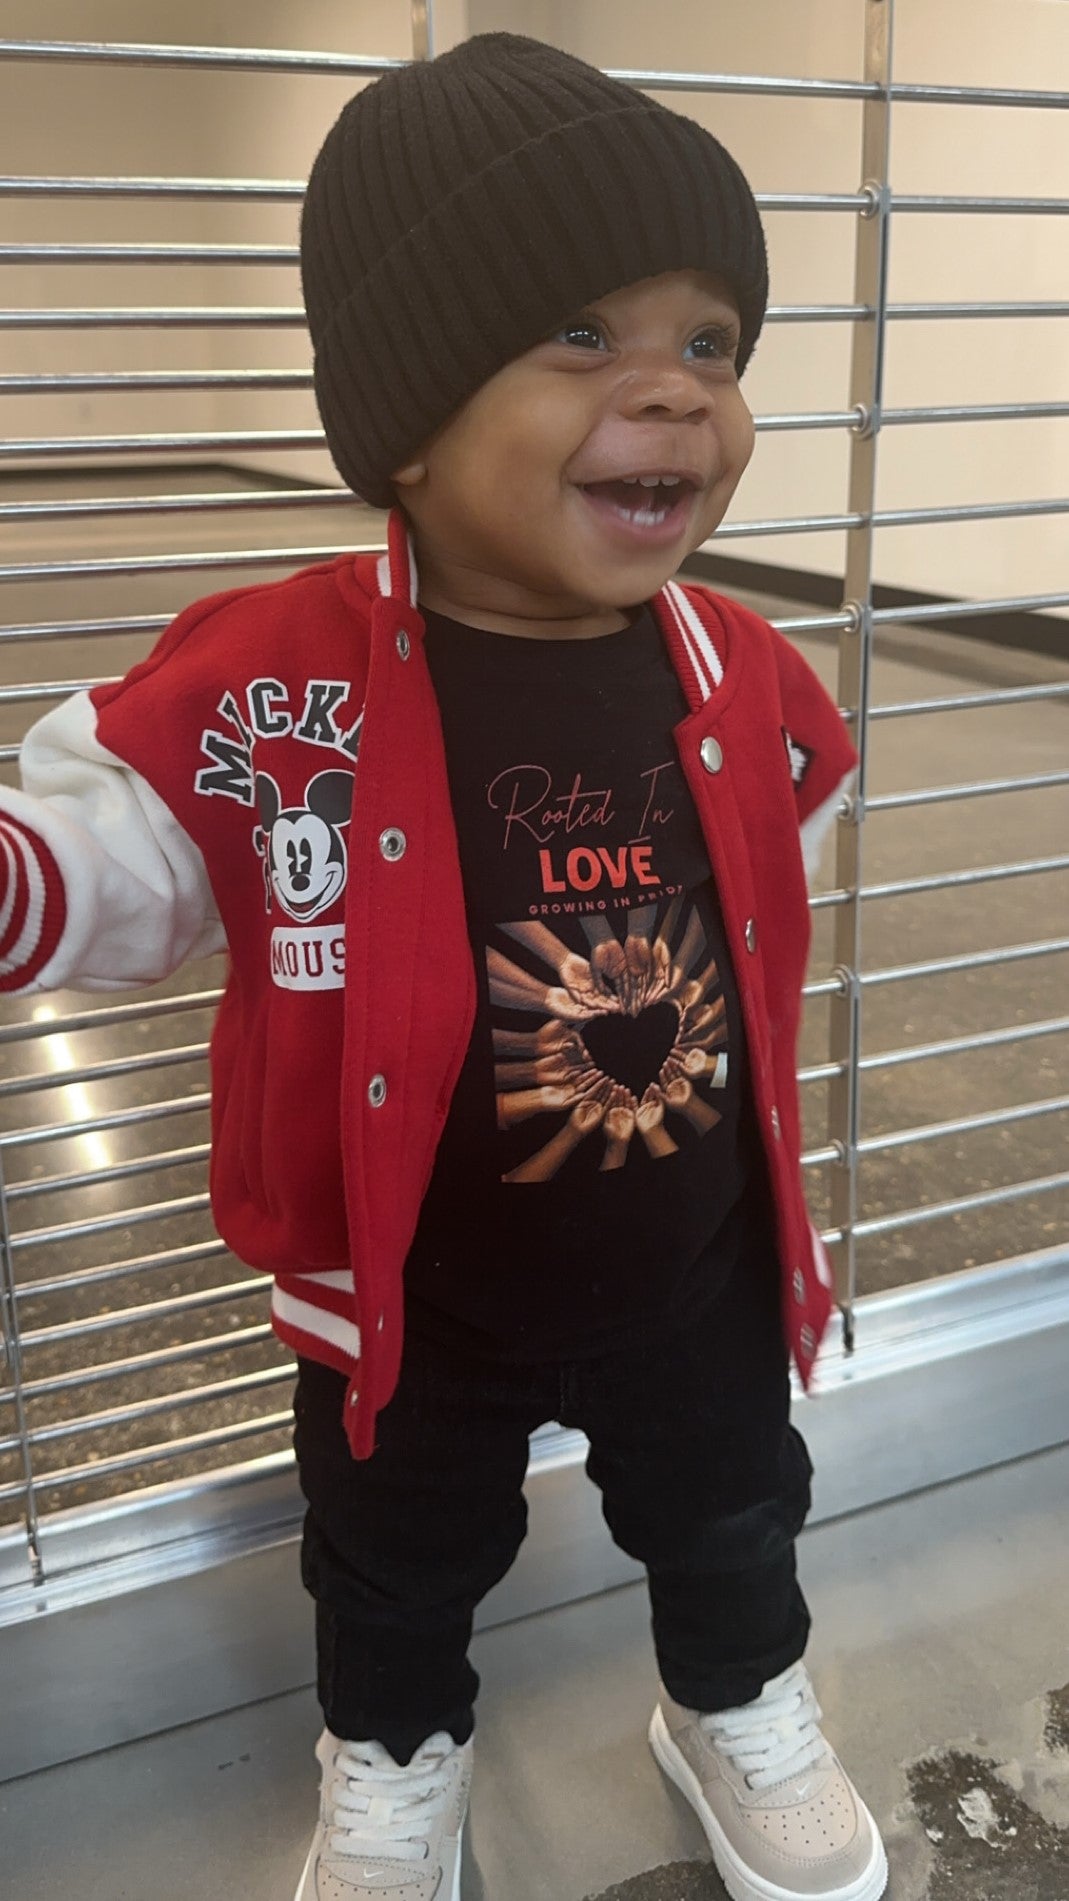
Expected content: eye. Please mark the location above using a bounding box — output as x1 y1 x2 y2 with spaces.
551 318 606 352
685 324 740 365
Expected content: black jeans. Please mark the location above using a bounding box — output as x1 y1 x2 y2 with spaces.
293 1240 812 1766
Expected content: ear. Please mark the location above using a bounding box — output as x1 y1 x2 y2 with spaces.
254 772 281 830
391 459 427 487
306 769 354 827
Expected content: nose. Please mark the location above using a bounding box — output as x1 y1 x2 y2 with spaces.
621 354 715 423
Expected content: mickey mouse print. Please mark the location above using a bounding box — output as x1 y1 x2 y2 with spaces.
193 674 362 992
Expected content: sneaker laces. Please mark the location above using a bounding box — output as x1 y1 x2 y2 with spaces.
325 1732 459 1865
698 1661 830 1794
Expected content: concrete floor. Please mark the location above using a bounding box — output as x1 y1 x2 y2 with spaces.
2 1441 1067 1901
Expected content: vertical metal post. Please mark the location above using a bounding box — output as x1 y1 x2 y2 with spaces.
827 0 893 1340
0 1150 43 1585
411 1 436 61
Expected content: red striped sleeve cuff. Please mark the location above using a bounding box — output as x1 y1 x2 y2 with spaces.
0 816 67 992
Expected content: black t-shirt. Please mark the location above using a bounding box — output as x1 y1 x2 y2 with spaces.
404 602 758 1358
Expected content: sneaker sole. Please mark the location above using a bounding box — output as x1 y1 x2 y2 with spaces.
648 1707 888 1901
292 1817 465 1901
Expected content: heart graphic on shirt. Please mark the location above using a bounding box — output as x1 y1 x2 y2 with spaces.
580 1000 679 1101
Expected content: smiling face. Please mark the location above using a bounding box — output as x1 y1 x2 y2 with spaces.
391 269 756 639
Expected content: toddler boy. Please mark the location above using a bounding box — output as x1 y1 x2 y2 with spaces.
0 32 887 1901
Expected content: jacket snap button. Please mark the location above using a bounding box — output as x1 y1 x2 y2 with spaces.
368 1074 387 1107
379 827 406 861
745 918 757 953
800 1324 817 1358
793 1267 806 1304
771 1105 782 1140
396 630 411 660
699 736 724 774
348 1389 359 1407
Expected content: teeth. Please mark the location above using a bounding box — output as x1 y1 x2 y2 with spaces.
621 474 683 488
620 503 670 524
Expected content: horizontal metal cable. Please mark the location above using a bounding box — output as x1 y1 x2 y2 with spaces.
885 400 1069 426
2 43 1065 107
0 988 221 1046
866 769 1069 812
0 39 405 76
11 403 1055 468
0 173 307 201
755 408 861 432
0 544 355 584
0 428 325 460
872 589 1069 623
802 975 847 1001
618 67 1069 107
858 1093 1069 1157
4 300 1065 331
0 1363 293 1455
889 80 1068 109
857 855 1069 902
1 1321 275 1406
0 613 168 647
860 936 1069 989
13 1237 227 1303
0 243 300 264
18 498 1062 584
10 1191 212 1254
0 1411 292 1509
797 1060 847 1086
18 1275 269 1346
0 1041 208 1102
875 497 1069 529
4 1142 210 1206
0 678 109 704
800 1144 840 1169
6 493 1063 541
810 854 1069 911
770 611 857 638
1 368 314 394
887 300 1069 320
853 1170 1069 1241
0 176 872 213
893 194 1069 215
870 682 1069 719
0 306 307 329
0 1091 210 1153
0 409 857 462
859 1015 1069 1074
0 488 345 524
715 496 1069 541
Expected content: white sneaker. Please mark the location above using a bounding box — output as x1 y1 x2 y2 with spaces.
294 1727 472 1900
649 1660 888 1900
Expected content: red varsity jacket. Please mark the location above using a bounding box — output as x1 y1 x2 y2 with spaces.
0 511 857 1457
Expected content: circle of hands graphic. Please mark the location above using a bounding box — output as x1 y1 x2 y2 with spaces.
489 898 728 1182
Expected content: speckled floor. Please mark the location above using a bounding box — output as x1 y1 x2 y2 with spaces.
1 1441 1067 1900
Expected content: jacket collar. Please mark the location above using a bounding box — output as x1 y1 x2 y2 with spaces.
377 510 421 609
377 508 724 712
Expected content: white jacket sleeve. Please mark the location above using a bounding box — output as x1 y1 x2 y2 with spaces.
0 690 224 995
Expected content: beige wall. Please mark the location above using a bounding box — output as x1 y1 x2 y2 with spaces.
3 1 1066 610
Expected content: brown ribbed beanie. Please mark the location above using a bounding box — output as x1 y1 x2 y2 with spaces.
300 32 768 506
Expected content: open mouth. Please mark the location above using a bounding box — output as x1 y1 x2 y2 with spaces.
578 474 698 538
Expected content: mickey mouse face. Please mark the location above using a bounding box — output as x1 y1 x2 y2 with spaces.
254 769 353 923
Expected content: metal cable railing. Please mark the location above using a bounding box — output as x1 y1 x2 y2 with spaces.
1 4 1066 1590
